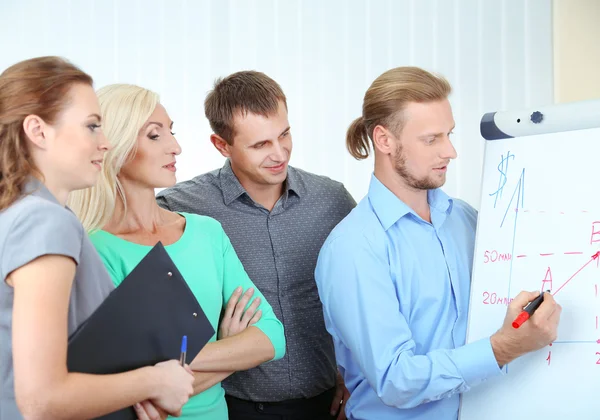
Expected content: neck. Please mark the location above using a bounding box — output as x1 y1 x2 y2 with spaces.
41 176 70 207
231 168 284 212
105 178 168 234
374 159 431 222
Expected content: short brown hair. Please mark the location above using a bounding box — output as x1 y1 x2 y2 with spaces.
347 66 451 160
204 71 287 144
0 56 93 211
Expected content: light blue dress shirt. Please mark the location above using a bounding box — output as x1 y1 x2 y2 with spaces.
315 175 502 420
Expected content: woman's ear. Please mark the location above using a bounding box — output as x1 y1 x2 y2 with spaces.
23 115 48 149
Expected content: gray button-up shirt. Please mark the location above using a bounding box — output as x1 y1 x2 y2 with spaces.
157 160 356 401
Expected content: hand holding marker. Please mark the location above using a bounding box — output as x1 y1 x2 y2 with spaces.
512 291 549 328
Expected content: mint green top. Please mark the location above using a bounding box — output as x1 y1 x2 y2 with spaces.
89 212 286 420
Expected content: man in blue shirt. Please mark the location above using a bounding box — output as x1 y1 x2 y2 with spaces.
314 67 562 420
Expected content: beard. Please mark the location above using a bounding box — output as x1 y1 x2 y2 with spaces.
393 142 445 190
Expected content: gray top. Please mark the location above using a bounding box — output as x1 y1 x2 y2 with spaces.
0 180 114 420
157 160 356 402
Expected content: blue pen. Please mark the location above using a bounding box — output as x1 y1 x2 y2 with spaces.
180 335 187 366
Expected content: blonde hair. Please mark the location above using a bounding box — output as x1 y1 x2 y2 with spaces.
68 84 160 231
347 66 451 160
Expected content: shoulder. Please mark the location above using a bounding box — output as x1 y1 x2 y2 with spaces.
320 197 385 256
157 169 222 201
0 195 85 280
3 194 84 240
450 198 478 228
292 167 347 191
290 167 356 204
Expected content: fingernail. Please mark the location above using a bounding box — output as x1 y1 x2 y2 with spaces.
134 403 141 409
236 286 242 292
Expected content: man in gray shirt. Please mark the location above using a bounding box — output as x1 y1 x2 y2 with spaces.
157 71 356 419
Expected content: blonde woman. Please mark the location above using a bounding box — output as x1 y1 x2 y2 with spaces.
69 84 286 420
0 57 193 420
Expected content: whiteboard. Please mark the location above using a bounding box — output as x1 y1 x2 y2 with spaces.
460 101 600 420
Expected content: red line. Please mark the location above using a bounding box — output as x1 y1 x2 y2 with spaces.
540 253 554 257
517 255 527 258
553 256 598 296
564 252 583 255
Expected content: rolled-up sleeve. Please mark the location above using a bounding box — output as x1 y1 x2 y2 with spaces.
315 234 501 409
221 230 286 361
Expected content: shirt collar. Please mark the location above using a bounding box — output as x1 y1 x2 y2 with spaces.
23 177 61 205
219 159 306 206
367 174 453 231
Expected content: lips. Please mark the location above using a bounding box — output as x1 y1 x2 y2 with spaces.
163 162 176 172
265 162 286 173
91 159 103 170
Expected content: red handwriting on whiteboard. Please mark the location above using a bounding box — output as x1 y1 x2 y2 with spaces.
482 292 513 305
591 222 600 245
483 250 512 264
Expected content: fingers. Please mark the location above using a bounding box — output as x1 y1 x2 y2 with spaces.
547 303 562 329
183 363 194 375
249 309 262 325
233 288 255 321
221 287 243 326
133 402 152 420
240 297 262 326
509 290 540 312
330 387 344 415
531 292 559 320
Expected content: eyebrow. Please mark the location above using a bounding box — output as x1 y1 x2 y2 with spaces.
418 125 455 139
145 121 174 129
88 113 102 122
249 126 291 146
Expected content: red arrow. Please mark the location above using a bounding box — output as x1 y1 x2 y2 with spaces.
552 252 600 296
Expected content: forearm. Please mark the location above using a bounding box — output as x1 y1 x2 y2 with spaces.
490 331 523 366
373 338 501 408
18 368 159 420
190 327 274 372
192 371 233 395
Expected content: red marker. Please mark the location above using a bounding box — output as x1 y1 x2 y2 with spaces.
512 291 549 329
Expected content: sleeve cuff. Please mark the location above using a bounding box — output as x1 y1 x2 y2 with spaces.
453 337 503 387
254 320 286 361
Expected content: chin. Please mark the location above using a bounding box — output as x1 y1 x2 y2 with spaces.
154 177 177 189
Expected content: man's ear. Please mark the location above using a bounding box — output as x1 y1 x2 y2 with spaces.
23 115 48 149
210 134 232 158
372 125 396 155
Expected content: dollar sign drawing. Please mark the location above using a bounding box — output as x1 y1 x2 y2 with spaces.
489 151 515 208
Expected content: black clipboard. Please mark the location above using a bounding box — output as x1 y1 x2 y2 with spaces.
67 242 215 419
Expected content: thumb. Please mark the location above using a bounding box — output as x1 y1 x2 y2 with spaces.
183 363 194 376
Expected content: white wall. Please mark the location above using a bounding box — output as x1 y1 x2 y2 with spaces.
553 0 600 103
0 0 553 208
